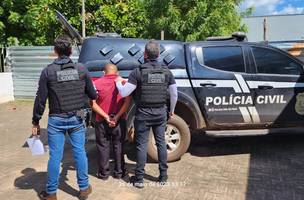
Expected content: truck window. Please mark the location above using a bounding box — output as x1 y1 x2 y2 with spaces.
252 47 303 75
203 46 245 73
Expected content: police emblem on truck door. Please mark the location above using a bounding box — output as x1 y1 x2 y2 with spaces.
57 69 80 82
295 93 304 115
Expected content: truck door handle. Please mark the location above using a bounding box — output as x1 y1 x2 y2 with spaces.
200 83 217 87
258 85 273 90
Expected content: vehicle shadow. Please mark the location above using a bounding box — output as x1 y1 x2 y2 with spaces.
243 74 304 200
188 132 304 200
188 132 253 157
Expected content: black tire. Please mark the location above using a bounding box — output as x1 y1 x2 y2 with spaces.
147 115 191 162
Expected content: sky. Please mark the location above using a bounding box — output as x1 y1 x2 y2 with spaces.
239 0 304 16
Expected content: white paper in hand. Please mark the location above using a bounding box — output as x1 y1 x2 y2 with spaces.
27 137 45 156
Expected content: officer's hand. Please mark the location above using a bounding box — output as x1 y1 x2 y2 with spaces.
115 76 124 83
113 115 119 125
32 124 40 136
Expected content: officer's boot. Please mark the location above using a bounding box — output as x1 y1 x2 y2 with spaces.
79 185 92 200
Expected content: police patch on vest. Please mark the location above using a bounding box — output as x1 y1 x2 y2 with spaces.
295 93 304 115
147 73 165 84
57 69 80 82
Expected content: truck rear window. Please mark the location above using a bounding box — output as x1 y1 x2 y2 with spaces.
203 46 245 73
252 46 303 75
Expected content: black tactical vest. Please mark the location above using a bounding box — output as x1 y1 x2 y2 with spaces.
135 63 170 107
47 62 86 113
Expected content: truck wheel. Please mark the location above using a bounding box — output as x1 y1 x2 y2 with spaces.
147 115 191 162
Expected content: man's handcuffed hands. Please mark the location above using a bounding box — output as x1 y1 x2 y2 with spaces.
105 115 119 127
104 115 113 126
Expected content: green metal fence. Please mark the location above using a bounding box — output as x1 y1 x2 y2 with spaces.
8 46 79 99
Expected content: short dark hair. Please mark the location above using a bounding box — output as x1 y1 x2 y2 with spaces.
54 35 72 56
145 40 160 60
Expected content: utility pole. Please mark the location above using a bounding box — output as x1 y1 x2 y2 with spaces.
263 18 267 41
161 30 164 40
82 0 86 38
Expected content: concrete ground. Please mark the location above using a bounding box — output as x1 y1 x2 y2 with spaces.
1 101 304 200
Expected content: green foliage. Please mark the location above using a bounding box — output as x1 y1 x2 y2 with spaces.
7 36 19 46
0 0 248 46
85 0 147 38
144 0 248 41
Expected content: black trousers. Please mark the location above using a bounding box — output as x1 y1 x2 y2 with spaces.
134 117 168 180
95 119 126 178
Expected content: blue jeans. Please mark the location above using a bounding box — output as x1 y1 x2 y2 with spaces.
46 116 89 194
134 117 168 181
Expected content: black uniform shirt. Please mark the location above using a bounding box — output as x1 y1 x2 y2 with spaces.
128 60 176 121
32 56 97 125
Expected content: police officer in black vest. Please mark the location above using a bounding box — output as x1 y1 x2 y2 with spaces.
31 35 97 200
116 40 178 188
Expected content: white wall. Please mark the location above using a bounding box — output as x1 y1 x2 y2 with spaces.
242 14 304 42
0 73 14 103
